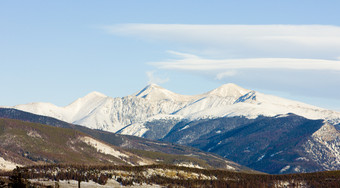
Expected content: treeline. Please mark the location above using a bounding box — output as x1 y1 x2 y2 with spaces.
1 164 339 188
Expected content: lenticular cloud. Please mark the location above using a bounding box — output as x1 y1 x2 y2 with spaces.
150 52 340 72
104 24 340 59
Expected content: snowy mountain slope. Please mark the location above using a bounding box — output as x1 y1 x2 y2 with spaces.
9 83 340 134
180 92 340 123
13 91 108 125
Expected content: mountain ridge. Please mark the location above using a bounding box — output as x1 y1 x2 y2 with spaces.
9 83 340 134
0 108 252 172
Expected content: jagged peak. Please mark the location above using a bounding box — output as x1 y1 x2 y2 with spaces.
206 83 250 98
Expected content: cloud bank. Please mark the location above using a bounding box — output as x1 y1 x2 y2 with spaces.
104 24 340 59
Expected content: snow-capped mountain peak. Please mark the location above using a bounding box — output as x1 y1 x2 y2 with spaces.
63 91 108 121
67 91 107 107
135 84 164 97
206 83 250 98
134 83 194 102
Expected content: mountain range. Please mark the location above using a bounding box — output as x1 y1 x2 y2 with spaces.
10 83 340 134
3 83 340 174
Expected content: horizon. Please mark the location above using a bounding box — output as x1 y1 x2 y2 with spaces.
1 1 340 112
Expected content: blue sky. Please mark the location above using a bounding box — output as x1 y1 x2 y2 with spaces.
1 1 340 111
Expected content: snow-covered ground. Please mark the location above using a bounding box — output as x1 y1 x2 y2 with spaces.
0 157 21 171
28 166 220 187
175 162 204 169
280 165 291 173
29 179 162 188
80 136 128 159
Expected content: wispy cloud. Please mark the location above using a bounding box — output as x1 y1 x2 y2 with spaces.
146 71 169 85
104 24 340 59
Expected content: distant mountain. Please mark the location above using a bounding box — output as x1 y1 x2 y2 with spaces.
0 108 250 172
10 83 340 136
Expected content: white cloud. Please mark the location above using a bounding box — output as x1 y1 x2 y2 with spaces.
150 51 340 72
146 71 169 85
215 71 238 80
104 24 340 59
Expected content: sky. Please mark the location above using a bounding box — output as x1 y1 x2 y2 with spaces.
1 0 340 111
